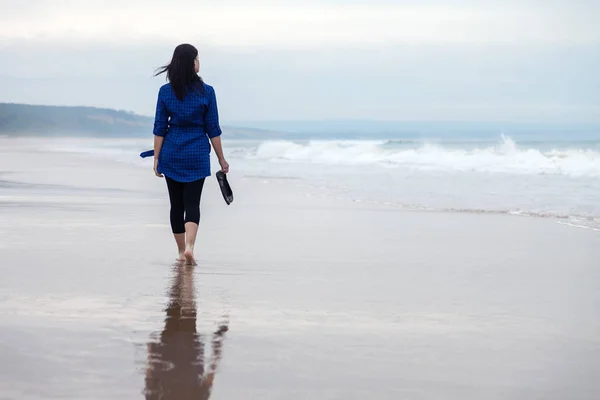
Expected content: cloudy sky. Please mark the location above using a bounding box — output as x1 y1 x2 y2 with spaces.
0 0 598 124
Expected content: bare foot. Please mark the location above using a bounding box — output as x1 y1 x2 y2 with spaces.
184 247 195 265
176 253 186 262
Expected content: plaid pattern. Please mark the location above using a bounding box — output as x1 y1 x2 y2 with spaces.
153 82 222 182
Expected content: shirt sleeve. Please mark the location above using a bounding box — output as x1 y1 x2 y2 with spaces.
153 88 169 137
205 86 222 139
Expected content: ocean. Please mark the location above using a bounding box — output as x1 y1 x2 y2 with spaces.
30 132 600 232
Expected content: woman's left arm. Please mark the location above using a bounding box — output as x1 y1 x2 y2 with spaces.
153 135 164 177
153 88 168 177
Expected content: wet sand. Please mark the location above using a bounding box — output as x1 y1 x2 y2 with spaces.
1 139 600 399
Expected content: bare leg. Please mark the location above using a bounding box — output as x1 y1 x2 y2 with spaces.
174 233 186 261
184 222 199 265
166 177 186 261
182 179 204 265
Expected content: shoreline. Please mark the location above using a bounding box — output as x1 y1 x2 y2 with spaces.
1 165 599 235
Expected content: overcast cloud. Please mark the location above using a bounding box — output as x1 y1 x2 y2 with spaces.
0 0 598 123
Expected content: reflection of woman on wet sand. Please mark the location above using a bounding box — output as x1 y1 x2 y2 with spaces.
145 265 228 399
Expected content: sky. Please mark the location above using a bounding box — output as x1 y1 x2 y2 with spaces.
0 0 599 124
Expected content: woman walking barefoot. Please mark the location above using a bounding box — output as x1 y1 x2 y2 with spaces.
152 44 229 265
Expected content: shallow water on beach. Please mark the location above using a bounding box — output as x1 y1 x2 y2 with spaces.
22 135 600 231
1 139 600 399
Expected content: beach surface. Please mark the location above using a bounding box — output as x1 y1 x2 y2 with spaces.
1 138 599 399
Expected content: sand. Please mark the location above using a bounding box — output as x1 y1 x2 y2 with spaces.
1 138 599 399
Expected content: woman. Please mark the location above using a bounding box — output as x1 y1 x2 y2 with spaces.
153 43 229 265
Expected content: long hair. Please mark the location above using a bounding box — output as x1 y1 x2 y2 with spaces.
154 43 204 100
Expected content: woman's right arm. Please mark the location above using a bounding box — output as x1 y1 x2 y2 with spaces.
210 135 229 173
205 86 229 173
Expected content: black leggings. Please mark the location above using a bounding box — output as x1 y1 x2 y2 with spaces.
165 177 206 234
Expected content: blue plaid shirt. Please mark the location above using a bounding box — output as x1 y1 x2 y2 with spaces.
153 82 222 182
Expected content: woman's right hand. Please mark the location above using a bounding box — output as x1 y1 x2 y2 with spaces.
219 158 229 173
154 158 163 178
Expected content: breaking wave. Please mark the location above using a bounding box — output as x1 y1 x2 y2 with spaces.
249 135 600 177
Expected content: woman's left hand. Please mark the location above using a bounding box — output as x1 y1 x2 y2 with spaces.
154 158 163 178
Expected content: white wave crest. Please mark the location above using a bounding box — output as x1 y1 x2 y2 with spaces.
249 135 600 177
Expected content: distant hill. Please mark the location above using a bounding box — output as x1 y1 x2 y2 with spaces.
3 102 599 140
0 103 285 139
0 103 153 136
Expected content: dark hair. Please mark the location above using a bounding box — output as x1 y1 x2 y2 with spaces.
154 43 204 100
